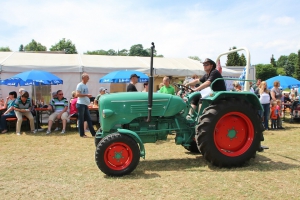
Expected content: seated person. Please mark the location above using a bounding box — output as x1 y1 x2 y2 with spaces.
283 93 292 109
1 91 17 133
292 97 300 117
94 87 107 106
185 58 226 117
46 90 68 134
233 81 242 92
70 91 88 131
13 91 36 135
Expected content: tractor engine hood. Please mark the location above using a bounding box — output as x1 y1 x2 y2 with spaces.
99 92 186 132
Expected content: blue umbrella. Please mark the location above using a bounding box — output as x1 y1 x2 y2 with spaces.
265 75 300 89
99 70 148 83
1 70 63 86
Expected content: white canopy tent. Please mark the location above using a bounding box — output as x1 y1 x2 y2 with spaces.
0 52 241 101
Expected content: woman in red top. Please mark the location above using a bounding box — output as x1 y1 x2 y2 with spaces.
69 91 88 131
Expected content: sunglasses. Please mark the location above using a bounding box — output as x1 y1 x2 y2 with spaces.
58 93 63 95
203 63 210 66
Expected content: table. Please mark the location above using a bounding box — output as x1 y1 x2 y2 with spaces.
88 105 99 125
35 107 49 129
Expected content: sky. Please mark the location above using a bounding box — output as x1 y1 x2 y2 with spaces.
0 0 300 65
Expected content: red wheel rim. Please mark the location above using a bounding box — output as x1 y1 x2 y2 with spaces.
104 142 133 170
214 112 254 157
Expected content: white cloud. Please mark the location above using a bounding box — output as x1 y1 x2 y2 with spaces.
0 0 299 65
274 16 295 25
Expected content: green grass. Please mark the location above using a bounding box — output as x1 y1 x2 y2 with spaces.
0 122 300 200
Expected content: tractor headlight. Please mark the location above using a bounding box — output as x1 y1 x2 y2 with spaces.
102 109 114 118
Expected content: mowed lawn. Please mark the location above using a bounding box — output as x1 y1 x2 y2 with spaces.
0 121 300 200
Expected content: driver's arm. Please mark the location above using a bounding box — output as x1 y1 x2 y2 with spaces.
194 81 211 91
185 79 200 86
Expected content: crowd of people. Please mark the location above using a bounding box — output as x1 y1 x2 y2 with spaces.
0 73 107 138
1 62 299 137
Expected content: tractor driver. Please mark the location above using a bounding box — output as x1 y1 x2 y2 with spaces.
185 58 226 117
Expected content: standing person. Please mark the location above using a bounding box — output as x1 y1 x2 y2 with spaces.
13 91 36 135
185 58 226 117
70 91 89 131
0 91 17 133
46 90 69 134
253 79 261 91
270 81 284 129
127 74 140 92
258 81 271 130
276 100 284 129
157 83 164 93
142 82 149 92
270 101 278 129
159 76 175 95
76 73 96 138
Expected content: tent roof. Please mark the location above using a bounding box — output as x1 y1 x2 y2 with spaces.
0 52 240 77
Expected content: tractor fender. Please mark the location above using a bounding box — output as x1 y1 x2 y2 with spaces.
117 128 146 159
208 91 263 111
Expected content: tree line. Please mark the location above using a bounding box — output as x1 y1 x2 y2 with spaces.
256 51 300 81
0 39 163 57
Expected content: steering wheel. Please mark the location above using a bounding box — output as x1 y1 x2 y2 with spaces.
173 83 195 93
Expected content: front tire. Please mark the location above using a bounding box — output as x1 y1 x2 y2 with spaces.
196 99 263 167
95 133 140 176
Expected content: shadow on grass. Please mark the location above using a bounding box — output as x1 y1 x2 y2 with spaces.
100 153 300 179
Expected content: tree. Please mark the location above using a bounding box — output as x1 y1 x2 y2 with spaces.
118 49 129 56
107 49 117 56
256 64 277 81
85 50 107 55
129 44 149 56
50 38 77 54
277 55 288 68
295 50 300 80
239 53 246 66
188 56 201 62
288 53 298 67
270 54 277 67
226 46 240 66
24 39 47 51
283 60 295 76
0 46 11 52
19 44 24 52
276 67 285 76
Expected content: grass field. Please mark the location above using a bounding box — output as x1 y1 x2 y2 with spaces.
1 121 300 200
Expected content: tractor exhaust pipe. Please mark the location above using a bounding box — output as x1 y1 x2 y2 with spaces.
146 42 155 122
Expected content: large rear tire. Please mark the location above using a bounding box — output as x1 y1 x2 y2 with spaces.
184 140 201 153
95 133 140 176
196 99 263 167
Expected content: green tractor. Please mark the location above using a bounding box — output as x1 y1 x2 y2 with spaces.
95 44 264 176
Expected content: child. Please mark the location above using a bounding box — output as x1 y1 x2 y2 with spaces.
270 101 278 129
276 100 284 129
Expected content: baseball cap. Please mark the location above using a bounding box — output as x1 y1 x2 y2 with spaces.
202 58 216 69
99 87 107 92
130 74 140 79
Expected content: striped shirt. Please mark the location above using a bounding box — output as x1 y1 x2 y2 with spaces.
50 97 68 113
6 99 16 115
14 97 32 109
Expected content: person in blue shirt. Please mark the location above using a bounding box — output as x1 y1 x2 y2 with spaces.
0 91 17 133
76 73 96 138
